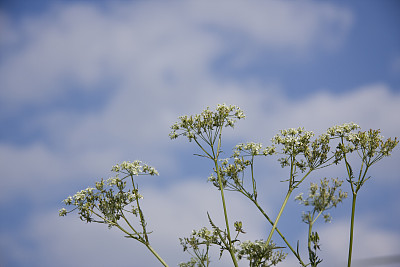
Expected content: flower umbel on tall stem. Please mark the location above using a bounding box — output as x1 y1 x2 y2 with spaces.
329 124 398 267
296 178 347 266
59 161 168 267
170 104 245 267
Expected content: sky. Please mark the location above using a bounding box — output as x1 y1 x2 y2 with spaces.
0 1 400 266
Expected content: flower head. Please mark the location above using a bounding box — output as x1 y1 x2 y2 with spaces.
169 104 245 142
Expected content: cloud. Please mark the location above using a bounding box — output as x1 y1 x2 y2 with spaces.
190 1 352 50
0 1 352 116
0 0 359 203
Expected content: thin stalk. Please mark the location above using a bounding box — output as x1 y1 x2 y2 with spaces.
308 219 313 266
209 129 238 267
250 157 257 199
120 213 141 238
214 159 239 267
347 192 357 267
146 243 169 267
131 176 149 243
91 210 168 266
266 188 292 245
250 196 306 266
193 138 212 159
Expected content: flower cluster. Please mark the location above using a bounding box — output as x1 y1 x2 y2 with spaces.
111 160 159 176
352 129 398 159
59 161 158 227
295 178 347 223
207 157 250 192
237 240 286 267
179 227 221 267
271 127 313 172
305 133 332 169
329 124 398 166
180 227 220 252
233 142 277 157
271 127 335 173
169 104 245 142
327 122 360 137
271 127 315 155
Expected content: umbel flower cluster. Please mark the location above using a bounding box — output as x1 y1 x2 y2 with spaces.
60 104 398 267
296 178 348 223
60 161 158 223
169 104 245 153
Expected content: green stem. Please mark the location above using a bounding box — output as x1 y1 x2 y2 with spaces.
146 243 169 267
214 159 239 267
250 156 257 199
250 197 306 266
266 188 292 246
308 219 313 266
120 213 141 238
347 192 357 267
131 176 149 243
208 128 238 267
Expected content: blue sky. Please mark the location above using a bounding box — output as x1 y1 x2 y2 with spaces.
0 1 399 266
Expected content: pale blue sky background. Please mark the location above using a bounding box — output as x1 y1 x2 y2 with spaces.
0 1 399 266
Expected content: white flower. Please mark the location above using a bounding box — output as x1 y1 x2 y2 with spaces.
59 208 67 216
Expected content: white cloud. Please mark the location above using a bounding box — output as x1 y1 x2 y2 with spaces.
190 1 352 50
0 1 352 115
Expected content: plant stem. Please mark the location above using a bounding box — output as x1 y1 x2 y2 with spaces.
250 197 306 266
131 176 149 242
266 188 292 246
146 243 169 267
308 219 313 266
214 159 239 267
347 192 357 267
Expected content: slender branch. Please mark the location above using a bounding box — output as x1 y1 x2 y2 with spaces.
131 176 149 243
248 194 306 266
145 243 169 267
214 158 239 267
193 137 213 159
308 217 313 265
266 188 292 246
347 193 357 267
120 213 142 239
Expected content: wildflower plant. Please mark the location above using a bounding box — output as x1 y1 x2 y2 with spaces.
59 160 168 267
328 126 398 267
60 104 398 267
295 178 348 266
